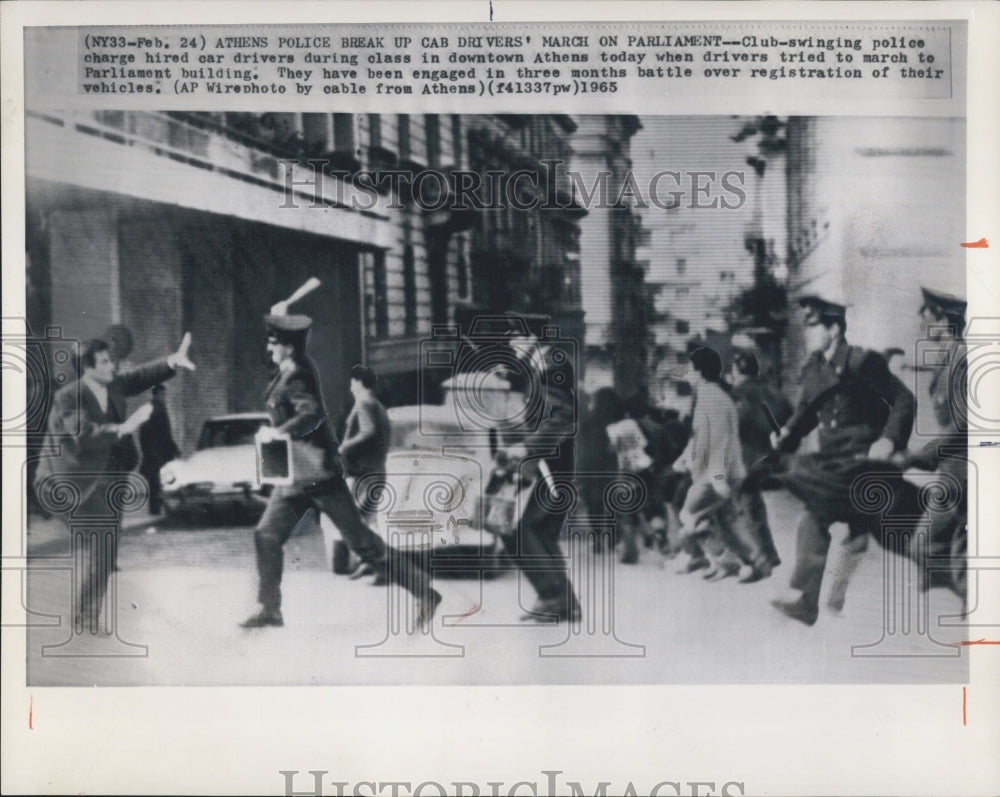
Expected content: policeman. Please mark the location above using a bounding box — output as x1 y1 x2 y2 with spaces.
241 312 440 629
910 286 968 599
500 312 582 623
770 294 911 625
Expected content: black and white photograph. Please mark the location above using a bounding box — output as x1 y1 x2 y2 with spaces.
3 3 999 796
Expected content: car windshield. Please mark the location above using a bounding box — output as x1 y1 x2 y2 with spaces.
196 418 267 450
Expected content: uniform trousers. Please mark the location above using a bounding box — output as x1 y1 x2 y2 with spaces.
500 483 575 605
253 475 432 613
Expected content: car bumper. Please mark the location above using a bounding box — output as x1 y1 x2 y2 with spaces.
161 485 268 512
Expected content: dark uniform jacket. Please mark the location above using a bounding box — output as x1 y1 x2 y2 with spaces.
507 344 577 474
780 340 909 456
911 337 967 471
264 355 342 476
777 341 912 524
35 360 175 507
930 338 967 434
884 373 916 451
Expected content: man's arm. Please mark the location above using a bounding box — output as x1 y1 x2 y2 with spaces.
274 374 324 439
880 376 916 452
858 351 909 459
775 368 818 452
114 360 176 397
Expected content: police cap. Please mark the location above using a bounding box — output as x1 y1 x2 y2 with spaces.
919 286 966 319
265 313 313 345
798 294 847 326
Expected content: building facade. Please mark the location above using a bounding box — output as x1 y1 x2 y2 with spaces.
571 115 647 398
25 110 596 453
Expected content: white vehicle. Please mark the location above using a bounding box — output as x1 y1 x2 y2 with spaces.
379 376 525 577
159 412 272 522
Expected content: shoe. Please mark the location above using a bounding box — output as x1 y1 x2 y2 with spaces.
520 598 556 622
738 562 772 584
620 551 639 565
348 561 375 581
415 590 442 630
240 610 284 629
770 597 818 627
677 556 709 575
520 597 581 623
705 566 738 582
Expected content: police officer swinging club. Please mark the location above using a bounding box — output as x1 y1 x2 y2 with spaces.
770 292 912 627
242 280 439 630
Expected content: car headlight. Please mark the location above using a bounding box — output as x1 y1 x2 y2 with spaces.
160 465 177 486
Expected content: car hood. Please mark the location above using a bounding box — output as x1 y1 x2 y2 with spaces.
162 445 259 487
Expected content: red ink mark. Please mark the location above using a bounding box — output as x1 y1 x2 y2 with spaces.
455 604 480 623
960 238 989 248
29 696 33 730
962 687 967 726
952 638 1000 646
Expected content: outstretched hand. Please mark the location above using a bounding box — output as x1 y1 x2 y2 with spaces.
168 332 196 371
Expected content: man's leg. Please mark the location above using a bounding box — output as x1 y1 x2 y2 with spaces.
772 509 830 625
314 477 436 606
921 457 967 597
788 509 831 609
727 489 777 581
144 470 162 515
76 526 120 632
243 488 301 626
747 488 781 567
504 494 578 618
826 527 869 613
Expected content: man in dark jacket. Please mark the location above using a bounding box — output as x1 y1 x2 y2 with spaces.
241 313 439 629
138 384 180 515
729 338 793 581
770 295 912 625
34 334 195 631
909 286 968 600
500 312 581 623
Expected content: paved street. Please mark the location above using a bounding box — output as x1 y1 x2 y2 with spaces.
22 490 971 686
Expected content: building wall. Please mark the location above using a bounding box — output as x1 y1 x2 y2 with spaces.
572 115 645 396
785 116 966 377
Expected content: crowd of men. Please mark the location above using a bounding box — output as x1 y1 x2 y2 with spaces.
32 282 969 636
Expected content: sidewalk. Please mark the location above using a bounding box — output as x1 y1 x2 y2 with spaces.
25 507 165 558
22 490 971 687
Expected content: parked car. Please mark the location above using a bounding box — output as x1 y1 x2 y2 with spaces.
159 412 272 523
379 400 513 578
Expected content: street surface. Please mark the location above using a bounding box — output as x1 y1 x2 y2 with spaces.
23 490 971 686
